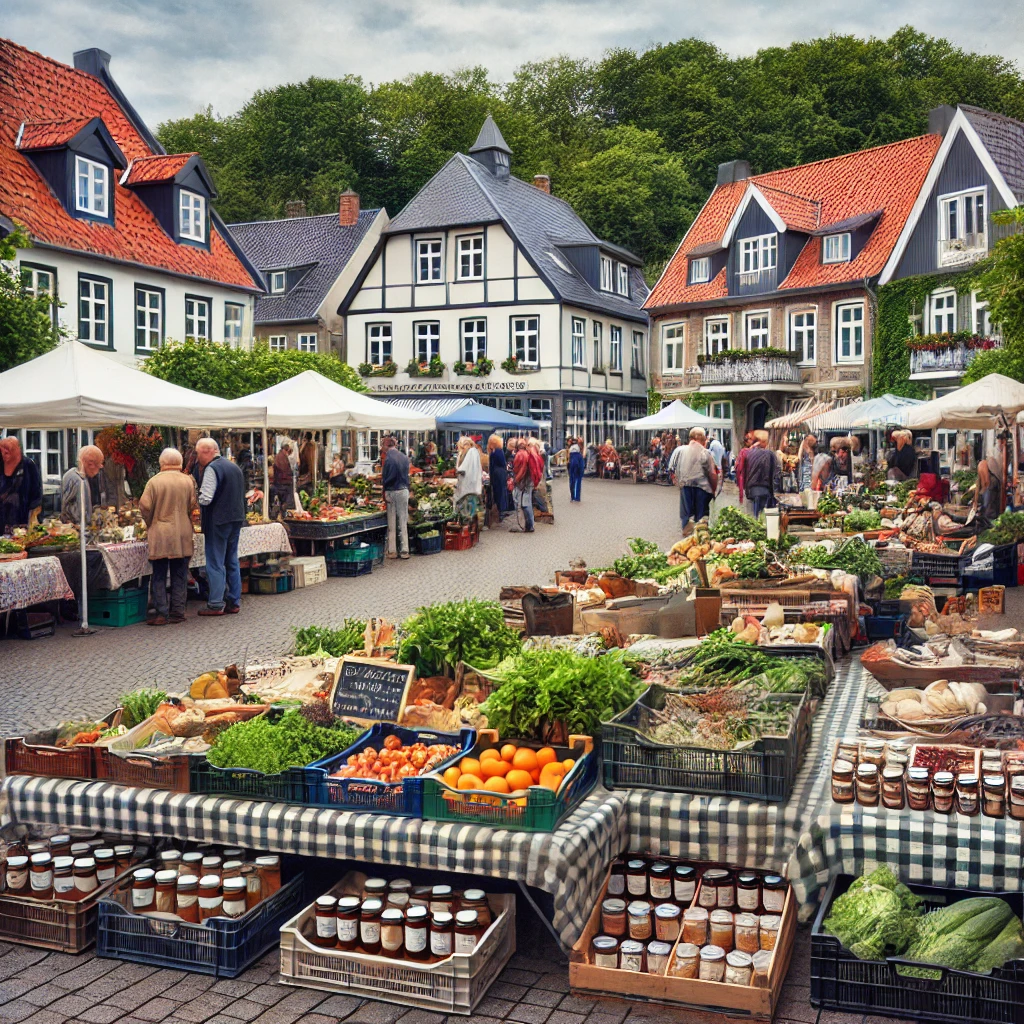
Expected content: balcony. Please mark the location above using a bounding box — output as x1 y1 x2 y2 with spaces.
939 233 986 268
908 334 1002 380
697 350 803 392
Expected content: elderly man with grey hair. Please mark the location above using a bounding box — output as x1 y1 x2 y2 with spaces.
138 448 198 625
668 426 719 533
195 437 246 616
60 444 110 524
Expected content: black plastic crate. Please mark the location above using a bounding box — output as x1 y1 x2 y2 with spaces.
962 543 1018 589
413 531 444 555
810 874 1024 1024
865 615 904 640
601 684 811 803
326 559 371 577
911 549 971 578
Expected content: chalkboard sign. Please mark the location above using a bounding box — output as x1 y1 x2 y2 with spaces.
329 657 415 724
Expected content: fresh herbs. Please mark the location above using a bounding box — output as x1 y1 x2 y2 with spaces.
725 549 769 579
815 493 842 516
293 621 367 658
710 506 765 542
604 537 692 583
0 538 23 554
843 508 882 533
119 688 168 729
643 687 798 749
980 511 1024 546
790 537 882 580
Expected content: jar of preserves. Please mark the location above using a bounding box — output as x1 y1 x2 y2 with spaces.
29 853 53 899
381 908 406 958
158 850 182 875
709 869 735 909
725 949 753 986
832 760 855 803
648 862 672 901
734 912 760 954
669 942 700 979
751 949 773 987
255 855 281 897
222 847 244 862
5 855 30 896
625 859 648 897
460 888 491 930
176 875 200 923
627 901 652 941
654 903 680 942
388 878 412 895
314 895 338 946
386 891 410 913
154 869 178 914
601 898 627 937
856 763 879 806
222 860 243 881
932 771 955 814
983 775 1006 819
736 872 760 912
836 738 859 764
52 857 75 899
364 877 388 900
1010 777 1024 820
404 905 429 960
72 857 98 900
956 774 980 817
673 864 696 905
709 909 734 953
454 909 482 954
591 935 619 968
336 896 361 950
761 876 787 914
682 906 709 945
410 886 432 909
429 884 454 917
94 849 116 885
181 851 204 875
759 915 781 950
360 898 383 955
197 875 223 922
619 939 644 973
606 862 626 897
70 842 91 860
201 855 222 877
906 767 931 811
430 911 454 959
222 877 247 919
49 835 71 859
646 940 672 975
881 767 905 810
886 739 911 770
698 944 726 983
242 865 261 911
859 739 886 768
132 868 157 912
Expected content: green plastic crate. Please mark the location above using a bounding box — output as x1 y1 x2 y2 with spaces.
87 586 148 627
327 542 383 563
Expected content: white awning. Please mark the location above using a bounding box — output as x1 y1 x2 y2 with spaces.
806 394 926 431
764 400 833 430
894 374 1024 429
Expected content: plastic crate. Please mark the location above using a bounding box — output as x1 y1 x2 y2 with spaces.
326 559 372 577
876 546 914 578
4 709 117 779
962 543 1018 589
811 874 1024 1024
865 615 904 640
94 715 196 793
601 685 811 803
414 531 444 555
444 524 478 552
327 542 381 563
279 890 515 1014
88 585 148 627
248 569 295 594
421 731 597 833
911 549 971 579
97 872 305 977
304 725 475 816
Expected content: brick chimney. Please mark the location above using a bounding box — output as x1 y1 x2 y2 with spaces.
285 200 307 218
532 174 551 194
339 190 360 227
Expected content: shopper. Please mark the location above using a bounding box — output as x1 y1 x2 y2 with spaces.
0 437 43 533
745 430 782 517
139 448 198 625
797 435 817 492
272 445 294 513
510 439 535 533
668 427 719 532
297 431 316 490
597 438 621 479
454 435 483 521
235 440 253 490
60 444 109 524
568 437 584 502
707 433 727 496
487 435 510 518
381 437 410 559
734 432 756 508
977 452 1004 527
195 437 245 617
831 437 853 485
886 429 918 481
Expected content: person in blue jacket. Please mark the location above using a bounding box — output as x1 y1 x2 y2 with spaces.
567 436 585 502
486 434 510 518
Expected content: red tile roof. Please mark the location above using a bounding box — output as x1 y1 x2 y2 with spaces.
0 39 258 291
17 117 93 150
122 153 195 186
646 134 942 310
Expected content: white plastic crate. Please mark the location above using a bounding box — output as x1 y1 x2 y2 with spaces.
278 890 515 1014
288 556 327 588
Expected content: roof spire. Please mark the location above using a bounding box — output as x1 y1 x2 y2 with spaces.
469 114 512 179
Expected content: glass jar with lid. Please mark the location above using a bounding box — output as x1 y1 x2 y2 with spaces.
627 901 653 941
698 944 726 982
460 888 491 930
154 869 178 914
388 878 412 895
73 858 98 900
601 898 627 937
1010 777 1024 820
682 906 709 945
654 903 680 942
859 738 886 768
5 856 30 896
176 875 200 923
832 760 855 803
429 884 454 917
430 911 454 959
619 939 644 972
591 935 619 968
759 915 781 950
625 859 648 897
836 737 859 764
364 877 388 900
606 862 626 897
52 857 75 899
751 949 773 987
956 774 980 817
404 905 429 960
255 855 281 897
49 835 71 859
672 864 696 905
881 767 905 810
646 940 672 975
761 876 787 914
313 896 338 946
648 862 672 901
712 869 735 909
132 868 157 912
709 909 734 953
94 849 116 885
29 853 53 899
197 876 223 922
735 871 760 912
983 775 1006 819
932 771 955 814
669 942 700 979
886 739 911 769
734 912 760 953
906 767 931 811
724 950 753 986
336 896 361 950
360 898 384 954
454 909 483 954
381 908 406 958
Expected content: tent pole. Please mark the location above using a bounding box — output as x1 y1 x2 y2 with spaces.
72 474 95 637
262 427 270 522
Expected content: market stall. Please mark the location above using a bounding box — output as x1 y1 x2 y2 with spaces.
0 554 74 614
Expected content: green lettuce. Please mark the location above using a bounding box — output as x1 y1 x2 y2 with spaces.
823 867 924 961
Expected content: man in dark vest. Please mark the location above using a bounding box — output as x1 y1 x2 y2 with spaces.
195 438 246 616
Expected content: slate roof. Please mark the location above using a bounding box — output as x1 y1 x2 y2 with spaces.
122 153 196 186
0 38 260 291
960 105 1024 202
647 134 941 310
228 209 380 324
469 115 511 155
385 152 649 323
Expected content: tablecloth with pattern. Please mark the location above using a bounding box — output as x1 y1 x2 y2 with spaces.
0 555 74 612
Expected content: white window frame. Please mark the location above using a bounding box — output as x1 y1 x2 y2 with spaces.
609 325 622 371
971 290 997 338
704 315 730 356
631 331 644 373
268 335 287 352
745 310 770 351
297 333 317 353
600 256 613 291
179 190 206 241
571 317 586 368
690 257 711 284
592 321 603 368
78 276 109 346
414 322 440 363
710 400 732 420
822 233 851 264
21 265 57 325
135 286 162 351
75 156 108 216
224 303 244 346
461 319 487 363
416 238 443 283
929 288 956 335
739 234 777 275
616 263 629 296
789 308 816 365
512 316 539 366
938 186 987 264
835 300 865 363
367 323 393 365
185 296 210 340
662 323 684 372
269 271 286 294
457 235 484 280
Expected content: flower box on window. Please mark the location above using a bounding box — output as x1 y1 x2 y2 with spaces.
358 360 398 378
905 331 1000 353
697 346 796 367
501 356 539 374
454 357 494 377
406 357 446 378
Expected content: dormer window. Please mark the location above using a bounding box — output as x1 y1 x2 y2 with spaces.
269 271 286 294
179 190 206 241
690 257 711 284
740 234 777 275
75 156 108 217
939 188 986 265
616 263 629 296
822 233 851 264
600 256 613 291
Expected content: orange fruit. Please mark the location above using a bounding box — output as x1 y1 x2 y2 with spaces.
539 762 568 792
481 758 511 779
530 768 541 784
442 766 462 788
500 744 518 762
562 758 576 773
536 747 557 768
460 757 482 778
479 748 500 763
505 769 534 792
457 773 484 791
512 748 539 773
483 776 511 794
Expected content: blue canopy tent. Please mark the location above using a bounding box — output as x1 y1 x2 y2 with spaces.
437 401 539 432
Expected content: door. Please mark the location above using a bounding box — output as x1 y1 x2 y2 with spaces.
747 399 769 432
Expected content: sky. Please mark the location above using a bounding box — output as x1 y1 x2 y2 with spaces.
4 0 1024 127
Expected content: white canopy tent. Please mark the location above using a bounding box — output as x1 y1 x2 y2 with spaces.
625 400 716 431
892 374 1024 430
806 394 926 432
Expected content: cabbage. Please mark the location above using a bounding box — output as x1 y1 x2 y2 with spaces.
823 867 924 961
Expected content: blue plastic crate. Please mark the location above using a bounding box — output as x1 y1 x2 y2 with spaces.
962 543 1018 589
97 872 305 976
865 614 904 640
414 531 444 555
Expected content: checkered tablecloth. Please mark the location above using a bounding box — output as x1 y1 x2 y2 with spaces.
0 555 74 612
97 523 292 588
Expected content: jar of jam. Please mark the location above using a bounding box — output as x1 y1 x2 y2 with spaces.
222 877 247 919
627 901 652 941
386 891 410 913
601 898 627 937
932 771 955 814
982 755 1003 779
28 853 52 899
682 906 709 945
430 911 454 959
1010 777 1024 821
388 878 412 896
455 909 482 954
734 912 760 954
197 875 223 922
95 849 116 885
648 862 672 901
670 942 700 979
673 864 696 905
856 763 879 806
242 865 261 911
703 868 734 909
654 903 680 942
429 884 454 917
6 855 30 896
832 760 855 803
625 859 648 897
132 868 157 912
222 860 243 881
761 876 787 914
619 939 644 973
52 856 75 899
956 774 980 817
222 847 245 862
255 856 281 897
159 850 182 875
364 878 388 900
759 915 781 950
201 855 222 877
859 739 885 768
381 908 406 958
336 896 360 950
70 842 91 860
881 767 905 810
591 935 619 968
751 949 773 987
461 889 491 930
181 851 203 875
725 950 753 986
404 905 429 960
983 775 1006 819
176 875 200 923
606 862 626 898
699 944 726 982
736 872 760 912
646 940 672 975
410 886 432 909
906 767 931 811
709 909 734 953
154 869 178 913
72 857 98 900
49 835 71 859
360 898 383 954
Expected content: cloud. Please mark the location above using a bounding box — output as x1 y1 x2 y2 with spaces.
4 0 1022 125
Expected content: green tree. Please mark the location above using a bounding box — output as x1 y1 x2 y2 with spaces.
0 225 63 372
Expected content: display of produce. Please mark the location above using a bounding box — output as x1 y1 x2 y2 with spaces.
13 519 79 551
119 688 169 730
843 509 882 533
293 621 368 658
981 511 1024 546
790 537 882 579
327 733 461 783
710 507 767 543
821 866 923 960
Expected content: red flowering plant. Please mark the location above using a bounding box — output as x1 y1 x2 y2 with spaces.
94 424 164 497
905 331 1000 352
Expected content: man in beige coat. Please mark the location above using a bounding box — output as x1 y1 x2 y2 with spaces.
139 448 198 625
